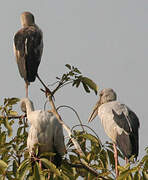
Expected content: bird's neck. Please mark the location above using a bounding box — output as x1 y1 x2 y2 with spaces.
25 100 34 115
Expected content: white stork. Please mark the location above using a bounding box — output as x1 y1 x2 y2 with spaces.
88 88 140 177
20 98 66 167
14 12 43 97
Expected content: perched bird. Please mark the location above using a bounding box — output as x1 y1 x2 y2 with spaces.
20 98 65 167
88 88 140 177
14 12 43 97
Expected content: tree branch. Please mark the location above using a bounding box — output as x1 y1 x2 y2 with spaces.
0 115 26 119
39 79 100 177
67 162 109 180
56 105 85 132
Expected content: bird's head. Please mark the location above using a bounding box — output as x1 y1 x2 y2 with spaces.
20 98 34 113
88 88 117 122
21 12 35 27
99 88 117 104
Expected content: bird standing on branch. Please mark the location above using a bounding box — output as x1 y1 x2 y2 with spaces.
13 12 43 97
88 88 140 177
20 98 66 167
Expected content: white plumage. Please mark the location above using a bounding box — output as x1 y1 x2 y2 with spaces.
20 98 65 166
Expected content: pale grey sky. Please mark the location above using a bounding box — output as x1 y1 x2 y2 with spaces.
0 0 148 161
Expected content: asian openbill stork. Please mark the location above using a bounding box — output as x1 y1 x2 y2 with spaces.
13 12 43 97
20 98 66 167
88 88 140 177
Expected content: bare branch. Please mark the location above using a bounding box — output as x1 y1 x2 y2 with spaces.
56 105 85 132
39 78 101 177
0 115 26 119
48 95 85 157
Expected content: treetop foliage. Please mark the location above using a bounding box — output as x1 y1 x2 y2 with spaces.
0 65 147 179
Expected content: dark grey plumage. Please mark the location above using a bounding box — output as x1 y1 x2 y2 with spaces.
112 107 139 159
13 12 43 97
14 26 43 82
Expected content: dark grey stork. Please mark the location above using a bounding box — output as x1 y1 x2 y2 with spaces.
88 88 140 177
13 12 43 97
20 98 66 167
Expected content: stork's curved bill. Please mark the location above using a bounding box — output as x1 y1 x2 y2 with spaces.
88 101 100 122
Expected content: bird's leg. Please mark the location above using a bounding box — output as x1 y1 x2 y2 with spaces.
47 172 51 180
113 143 119 178
25 82 29 97
39 160 42 170
125 157 128 164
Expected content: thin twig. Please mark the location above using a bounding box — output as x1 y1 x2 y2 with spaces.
71 124 101 144
58 81 73 89
51 81 63 95
0 115 26 119
56 105 85 132
48 95 85 157
47 81 60 87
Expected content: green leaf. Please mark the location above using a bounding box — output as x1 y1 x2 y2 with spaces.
0 160 8 173
0 132 6 144
40 158 61 176
18 159 30 172
39 152 55 158
99 149 108 169
133 171 141 180
140 155 148 171
144 158 148 171
78 133 99 144
106 149 115 168
18 159 31 180
73 67 81 74
9 110 18 116
4 118 12 137
65 64 71 70
17 127 23 136
82 82 90 93
142 172 148 180
72 79 81 88
34 162 44 180
81 77 98 94
13 160 18 176
117 167 139 180
61 160 74 176
69 155 79 164
4 98 20 107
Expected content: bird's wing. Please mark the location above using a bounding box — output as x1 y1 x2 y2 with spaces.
125 106 140 133
53 117 66 155
13 40 27 79
124 106 140 158
112 103 140 158
14 25 43 82
112 108 132 133
112 104 140 133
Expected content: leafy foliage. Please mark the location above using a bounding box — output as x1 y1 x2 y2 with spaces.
53 64 98 95
0 66 147 179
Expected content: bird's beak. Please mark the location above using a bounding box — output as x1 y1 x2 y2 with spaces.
88 100 101 122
